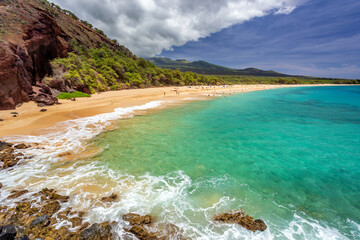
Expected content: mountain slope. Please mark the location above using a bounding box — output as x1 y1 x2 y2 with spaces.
0 0 134 110
0 0 223 110
147 57 291 77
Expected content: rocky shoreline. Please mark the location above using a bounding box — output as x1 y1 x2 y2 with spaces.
0 141 267 239
0 141 32 169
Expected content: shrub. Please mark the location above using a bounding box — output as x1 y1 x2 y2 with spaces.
57 91 91 99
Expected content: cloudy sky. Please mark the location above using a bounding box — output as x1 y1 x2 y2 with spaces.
50 0 360 79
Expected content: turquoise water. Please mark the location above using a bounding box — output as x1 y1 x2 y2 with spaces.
92 86 360 239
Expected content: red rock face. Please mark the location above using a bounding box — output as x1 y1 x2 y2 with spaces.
0 0 133 110
0 5 69 110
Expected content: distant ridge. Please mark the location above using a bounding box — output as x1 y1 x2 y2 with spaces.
147 57 291 77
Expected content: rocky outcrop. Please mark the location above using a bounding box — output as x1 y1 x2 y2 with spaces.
122 213 187 240
212 209 267 232
80 223 112 240
0 141 30 169
0 0 133 110
0 225 17 239
101 193 118 202
123 213 153 225
0 188 113 240
0 2 69 110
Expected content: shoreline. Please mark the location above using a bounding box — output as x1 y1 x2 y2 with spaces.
0 84 343 138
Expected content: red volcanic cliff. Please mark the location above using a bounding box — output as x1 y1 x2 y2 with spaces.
0 0 132 110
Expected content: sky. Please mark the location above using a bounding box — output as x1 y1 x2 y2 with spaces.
50 0 360 79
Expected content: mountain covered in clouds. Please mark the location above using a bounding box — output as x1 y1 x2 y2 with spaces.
147 57 291 77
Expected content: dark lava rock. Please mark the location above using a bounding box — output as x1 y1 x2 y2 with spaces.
12 115 17 118
18 235 30 240
101 193 118 202
14 143 30 149
0 183 2 189
40 188 69 202
40 108 47 112
123 213 153 226
30 215 50 227
80 223 112 240
41 84 52 95
33 93 58 106
41 201 61 216
212 209 267 232
0 119 4 121
0 142 26 169
37 103 46 107
0 141 12 150
10 112 18 115
126 225 158 240
0 225 17 240
69 217 83 228
8 190 29 199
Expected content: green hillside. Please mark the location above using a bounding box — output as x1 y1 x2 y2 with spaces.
147 57 291 77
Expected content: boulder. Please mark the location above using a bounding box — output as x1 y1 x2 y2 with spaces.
0 183 2 189
33 93 58 106
40 188 69 202
69 217 83 228
0 144 21 169
80 223 112 240
212 209 267 232
41 201 60 216
30 215 50 227
126 225 158 240
0 225 17 240
14 143 30 149
101 193 118 202
123 213 153 225
8 190 29 199
19 235 30 240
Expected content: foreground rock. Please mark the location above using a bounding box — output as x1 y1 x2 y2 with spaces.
123 213 153 225
212 209 267 232
101 193 118 202
123 213 187 240
0 188 113 240
0 141 32 169
80 223 112 240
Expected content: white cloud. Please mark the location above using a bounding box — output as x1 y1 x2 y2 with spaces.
50 0 302 57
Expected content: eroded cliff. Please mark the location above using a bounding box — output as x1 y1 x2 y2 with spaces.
0 0 132 110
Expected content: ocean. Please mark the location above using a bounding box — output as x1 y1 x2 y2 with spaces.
1 86 360 239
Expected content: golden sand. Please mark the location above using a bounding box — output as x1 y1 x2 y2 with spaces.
0 84 337 137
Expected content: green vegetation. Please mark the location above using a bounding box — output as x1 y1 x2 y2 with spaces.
148 57 360 84
56 91 91 99
49 41 225 94
147 57 290 77
215 75 360 85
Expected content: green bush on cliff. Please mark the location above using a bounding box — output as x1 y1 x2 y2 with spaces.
57 91 91 99
49 41 225 94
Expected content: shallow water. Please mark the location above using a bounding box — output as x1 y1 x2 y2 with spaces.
1 86 360 239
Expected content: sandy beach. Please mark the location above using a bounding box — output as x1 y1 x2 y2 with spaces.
0 84 336 137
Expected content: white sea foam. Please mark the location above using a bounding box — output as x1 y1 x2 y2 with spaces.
0 101 164 193
1 100 359 239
